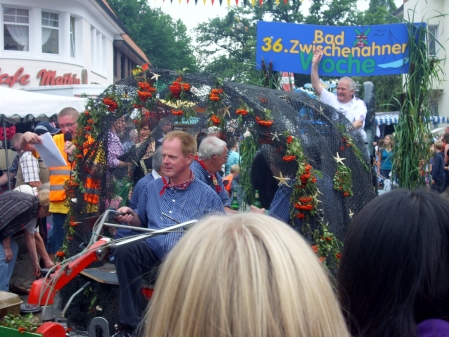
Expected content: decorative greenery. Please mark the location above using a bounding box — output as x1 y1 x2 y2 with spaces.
393 17 444 189
1 314 40 334
312 222 341 266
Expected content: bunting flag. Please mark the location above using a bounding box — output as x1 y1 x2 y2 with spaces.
219 0 223 4
151 0 307 5
251 0 255 6
227 0 231 5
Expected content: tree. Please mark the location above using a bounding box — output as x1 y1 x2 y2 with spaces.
108 0 198 71
361 0 399 25
306 0 361 25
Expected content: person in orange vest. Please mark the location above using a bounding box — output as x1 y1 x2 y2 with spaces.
20 107 79 260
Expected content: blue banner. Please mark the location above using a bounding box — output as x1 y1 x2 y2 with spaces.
256 22 412 76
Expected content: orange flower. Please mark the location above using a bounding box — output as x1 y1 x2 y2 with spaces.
304 164 312 171
236 109 248 116
286 135 294 144
210 115 221 126
84 193 99 205
87 119 94 124
138 82 151 90
56 251 65 258
169 82 182 97
336 253 341 260
311 177 317 183
211 88 223 95
194 107 206 113
103 97 118 112
85 126 92 131
18 327 26 334
255 116 273 127
343 191 350 197
296 213 305 219
283 155 296 162
141 63 149 71
138 90 152 102
325 236 332 242
171 109 184 116
209 94 221 102
319 256 326 262
133 104 143 109
84 110 90 116
182 83 191 91
312 245 318 253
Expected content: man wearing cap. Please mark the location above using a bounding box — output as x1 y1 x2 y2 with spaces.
20 107 79 259
0 185 53 292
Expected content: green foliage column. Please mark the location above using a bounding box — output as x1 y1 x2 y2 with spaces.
394 22 442 189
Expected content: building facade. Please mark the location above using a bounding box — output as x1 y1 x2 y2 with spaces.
0 0 149 96
400 0 448 120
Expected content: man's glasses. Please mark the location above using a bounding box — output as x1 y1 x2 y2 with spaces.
59 122 77 129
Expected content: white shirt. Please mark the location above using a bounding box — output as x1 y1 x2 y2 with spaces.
320 88 367 141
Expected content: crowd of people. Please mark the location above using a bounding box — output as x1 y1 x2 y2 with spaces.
0 60 448 337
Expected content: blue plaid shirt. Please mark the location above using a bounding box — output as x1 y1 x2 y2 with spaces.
191 160 231 207
135 177 225 259
8 153 20 173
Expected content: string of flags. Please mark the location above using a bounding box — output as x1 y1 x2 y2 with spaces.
161 0 305 6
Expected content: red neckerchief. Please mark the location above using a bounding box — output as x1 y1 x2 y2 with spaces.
195 156 222 193
159 171 194 196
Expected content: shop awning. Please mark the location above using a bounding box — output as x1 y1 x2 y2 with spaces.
375 113 448 125
0 86 87 121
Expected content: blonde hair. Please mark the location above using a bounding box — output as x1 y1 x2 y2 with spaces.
163 131 196 157
230 164 240 174
435 140 444 151
38 189 50 207
59 107 79 120
143 213 349 337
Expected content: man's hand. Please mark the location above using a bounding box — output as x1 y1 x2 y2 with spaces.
312 48 323 65
32 261 40 276
224 206 238 214
20 132 41 151
42 258 55 269
352 120 363 129
250 205 266 214
311 48 323 96
116 207 138 226
3 246 13 262
64 141 75 155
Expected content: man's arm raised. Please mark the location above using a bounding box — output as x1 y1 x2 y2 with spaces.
311 48 323 96
20 132 41 152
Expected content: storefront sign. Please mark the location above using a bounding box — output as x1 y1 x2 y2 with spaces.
37 69 81 86
0 67 30 87
256 22 415 76
0 67 81 87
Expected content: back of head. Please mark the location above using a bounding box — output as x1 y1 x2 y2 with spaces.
144 213 349 337
10 132 23 149
197 136 227 160
338 188 449 337
163 130 196 157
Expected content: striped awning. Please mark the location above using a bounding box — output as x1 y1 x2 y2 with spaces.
375 114 448 125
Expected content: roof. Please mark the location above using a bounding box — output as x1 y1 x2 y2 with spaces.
121 34 151 64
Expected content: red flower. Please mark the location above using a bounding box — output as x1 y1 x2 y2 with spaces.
340 146 345 151
85 126 92 131
133 104 143 109
296 213 305 219
169 82 182 97
103 97 118 112
209 94 221 102
56 251 65 258
138 90 152 102
283 155 296 162
210 115 221 126
343 191 350 197
84 110 90 116
236 109 248 116
171 109 184 116
141 63 149 71
255 116 273 127
182 83 191 91
336 253 341 260
312 245 318 253
286 136 294 144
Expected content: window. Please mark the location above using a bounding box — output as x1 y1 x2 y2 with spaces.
3 7 29 51
70 16 75 57
42 11 58 54
428 25 437 57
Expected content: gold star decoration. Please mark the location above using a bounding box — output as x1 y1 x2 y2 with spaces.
273 171 290 187
151 73 161 81
271 131 280 141
220 106 231 118
349 209 354 218
334 152 346 165
313 189 322 203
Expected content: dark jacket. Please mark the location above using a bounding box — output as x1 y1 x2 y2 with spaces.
432 151 446 182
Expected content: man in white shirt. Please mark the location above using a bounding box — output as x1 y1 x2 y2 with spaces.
311 48 367 141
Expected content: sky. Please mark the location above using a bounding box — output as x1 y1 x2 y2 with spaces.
149 0 404 37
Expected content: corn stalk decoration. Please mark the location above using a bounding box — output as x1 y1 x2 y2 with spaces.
394 19 444 189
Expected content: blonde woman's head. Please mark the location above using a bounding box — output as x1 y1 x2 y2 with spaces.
143 213 349 337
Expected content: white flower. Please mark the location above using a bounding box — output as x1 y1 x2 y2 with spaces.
243 128 251 138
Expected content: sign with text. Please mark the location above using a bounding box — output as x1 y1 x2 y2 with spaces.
256 22 413 76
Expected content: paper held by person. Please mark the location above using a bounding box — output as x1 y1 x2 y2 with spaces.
34 132 67 167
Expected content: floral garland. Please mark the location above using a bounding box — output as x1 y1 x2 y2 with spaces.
337 124 370 172
284 133 342 267
333 153 353 197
